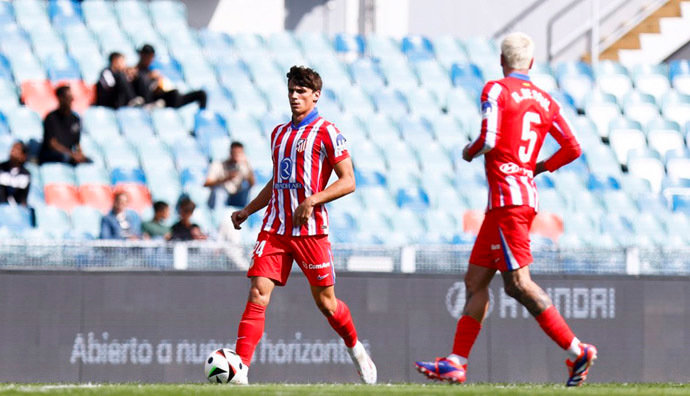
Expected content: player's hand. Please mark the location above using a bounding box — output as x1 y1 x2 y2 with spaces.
231 209 249 230
534 161 547 176
462 144 473 162
294 197 315 227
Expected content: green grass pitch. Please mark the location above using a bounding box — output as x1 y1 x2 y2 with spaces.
0 384 689 396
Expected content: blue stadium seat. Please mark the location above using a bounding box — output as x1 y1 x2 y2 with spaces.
6 107 43 142
594 61 632 102
75 164 109 186
349 58 386 93
660 91 690 127
401 35 434 61
372 88 408 118
631 63 669 103
0 1 14 24
35 204 71 238
0 204 32 233
49 0 83 27
70 205 102 239
334 33 364 58
555 61 594 109
621 91 659 127
412 59 452 97
587 173 620 191
450 63 484 98
41 163 76 185
337 85 375 114
151 54 184 84
46 54 81 82
608 118 645 165
583 90 619 138
111 167 146 185
198 29 234 63
669 59 690 96
379 54 419 90
628 155 664 193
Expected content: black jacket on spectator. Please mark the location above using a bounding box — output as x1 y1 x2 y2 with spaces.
0 160 30 205
133 67 207 109
96 67 136 109
169 221 201 241
39 109 82 164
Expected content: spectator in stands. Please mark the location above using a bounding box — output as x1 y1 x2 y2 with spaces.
39 86 91 165
169 197 207 241
204 141 255 209
0 141 30 206
96 52 143 109
142 201 171 239
100 192 142 240
133 44 207 109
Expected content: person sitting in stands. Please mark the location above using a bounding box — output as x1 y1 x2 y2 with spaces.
169 197 207 241
100 192 142 240
39 86 91 165
142 201 171 239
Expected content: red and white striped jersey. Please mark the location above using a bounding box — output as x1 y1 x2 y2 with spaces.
261 109 349 236
465 72 581 211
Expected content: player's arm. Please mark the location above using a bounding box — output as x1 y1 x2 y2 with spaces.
293 157 355 227
230 179 273 229
535 109 582 176
463 82 503 162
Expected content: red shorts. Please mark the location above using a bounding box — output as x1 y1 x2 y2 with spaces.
247 231 336 287
469 205 536 272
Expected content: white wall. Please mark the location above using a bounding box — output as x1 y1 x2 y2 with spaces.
208 0 285 34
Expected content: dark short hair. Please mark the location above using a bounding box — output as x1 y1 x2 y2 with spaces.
153 201 168 213
177 197 195 213
12 141 27 154
138 44 155 55
55 85 71 98
230 141 244 149
286 66 322 92
114 191 128 201
108 52 123 63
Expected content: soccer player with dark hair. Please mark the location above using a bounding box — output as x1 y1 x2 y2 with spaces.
39 86 91 165
415 32 597 387
230 65 376 384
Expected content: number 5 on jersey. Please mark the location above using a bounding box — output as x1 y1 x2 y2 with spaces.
519 112 540 163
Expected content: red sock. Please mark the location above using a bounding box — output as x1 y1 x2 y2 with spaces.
452 315 482 359
235 302 266 366
326 299 358 348
535 305 575 350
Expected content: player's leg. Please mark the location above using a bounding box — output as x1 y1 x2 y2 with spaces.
235 232 293 369
310 284 376 384
415 264 495 383
501 267 597 386
498 206 597 386
235 276 275 368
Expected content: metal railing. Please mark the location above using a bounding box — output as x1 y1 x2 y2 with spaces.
0 239 688 276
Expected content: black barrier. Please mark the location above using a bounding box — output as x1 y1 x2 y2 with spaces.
0 271 688 383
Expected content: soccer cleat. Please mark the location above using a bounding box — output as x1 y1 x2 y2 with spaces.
347 340 377 384
415 357 467 383
565 343 597 387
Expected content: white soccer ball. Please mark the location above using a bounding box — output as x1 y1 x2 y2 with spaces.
204 348 248 384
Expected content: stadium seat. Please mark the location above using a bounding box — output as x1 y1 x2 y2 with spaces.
401 35 434 61
667 157 690 181
112 183 152 214
0 204 32 233
594 61 632 102
70 205 102 239
462 209 484 235
450 63 484 98
608 123 646 165
378 54 419 90
20 80 59 118
628 156 665 193
6 106 44 142
556 61 594 109
530 212 564 242
45 55 81 83
631 64 669 103
44 183 81 213
41 163 76 185
78 183 113 214
621 91 659 127
34 204 71 238
648 128 684 159
583 90 620 138
349 58 386 93
669 59 690 96
661 91 690 127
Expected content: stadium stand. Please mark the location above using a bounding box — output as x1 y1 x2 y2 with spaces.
0 0 686 259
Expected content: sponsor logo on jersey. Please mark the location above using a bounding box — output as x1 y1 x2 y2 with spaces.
499 162 521 174
305 262 331 270
279 158 292 180
274 182 303 189
296 139 307 153
316 274 330 281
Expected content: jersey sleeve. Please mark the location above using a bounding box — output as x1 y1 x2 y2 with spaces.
544 104 582 172
465 81 505 159
323 123 350 166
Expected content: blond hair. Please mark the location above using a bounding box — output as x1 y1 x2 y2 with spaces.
500 32 534 70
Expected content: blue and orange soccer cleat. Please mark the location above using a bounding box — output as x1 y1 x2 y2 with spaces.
415 357 467 383
565 343 598 387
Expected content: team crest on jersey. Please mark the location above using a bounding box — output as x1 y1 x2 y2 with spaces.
296 139 308 152
481 101 493 119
